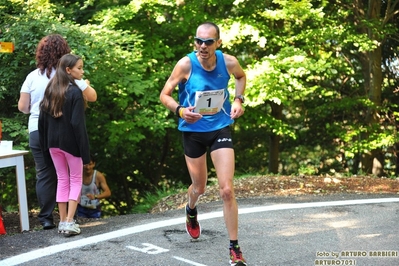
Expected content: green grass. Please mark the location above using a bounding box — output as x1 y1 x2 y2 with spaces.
131 186 186 214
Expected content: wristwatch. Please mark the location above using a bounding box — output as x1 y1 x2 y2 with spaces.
94 195 98 199
175 105 183 118
234 95 245 103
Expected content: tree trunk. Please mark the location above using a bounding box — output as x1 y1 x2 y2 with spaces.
269 101 283 174
359 0 384 175
395 143 399 176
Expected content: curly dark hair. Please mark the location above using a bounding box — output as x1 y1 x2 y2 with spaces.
35 34 71 79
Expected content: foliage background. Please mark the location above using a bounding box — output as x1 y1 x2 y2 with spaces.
0 0 398 216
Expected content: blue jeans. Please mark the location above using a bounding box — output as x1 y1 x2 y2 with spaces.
77 204 101 218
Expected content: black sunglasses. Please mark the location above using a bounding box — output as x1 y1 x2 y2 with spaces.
194 37 217 46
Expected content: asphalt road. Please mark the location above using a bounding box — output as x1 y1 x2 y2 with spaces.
1 194 399 266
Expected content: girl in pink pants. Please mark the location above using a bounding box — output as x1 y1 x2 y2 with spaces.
39 54 90 236
50 148 83 225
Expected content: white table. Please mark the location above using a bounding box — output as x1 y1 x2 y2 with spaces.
0 150 30 232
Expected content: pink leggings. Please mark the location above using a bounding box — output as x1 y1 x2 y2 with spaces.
49 148 83 203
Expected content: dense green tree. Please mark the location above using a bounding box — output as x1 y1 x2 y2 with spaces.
0 0 149 214
238 0 399 176
1 0 398 216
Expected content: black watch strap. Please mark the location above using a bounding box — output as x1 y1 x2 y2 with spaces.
175 105 183 118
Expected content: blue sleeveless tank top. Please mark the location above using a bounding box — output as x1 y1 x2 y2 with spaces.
177 50 233 132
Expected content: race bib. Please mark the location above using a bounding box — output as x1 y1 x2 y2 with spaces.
194 89 225 115
80 195 99 209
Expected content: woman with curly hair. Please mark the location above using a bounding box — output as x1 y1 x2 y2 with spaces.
18 34 97 230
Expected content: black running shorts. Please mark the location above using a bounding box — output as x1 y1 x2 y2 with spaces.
182 126 234 158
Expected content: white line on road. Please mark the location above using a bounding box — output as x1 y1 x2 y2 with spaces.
1 197 399 265
173 256 208 266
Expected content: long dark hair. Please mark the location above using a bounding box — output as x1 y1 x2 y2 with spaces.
40 54 81 118
35 34 71 79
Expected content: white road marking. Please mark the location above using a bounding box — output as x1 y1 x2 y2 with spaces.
126 243 169 254
173 256 208 266
1 197 399 265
